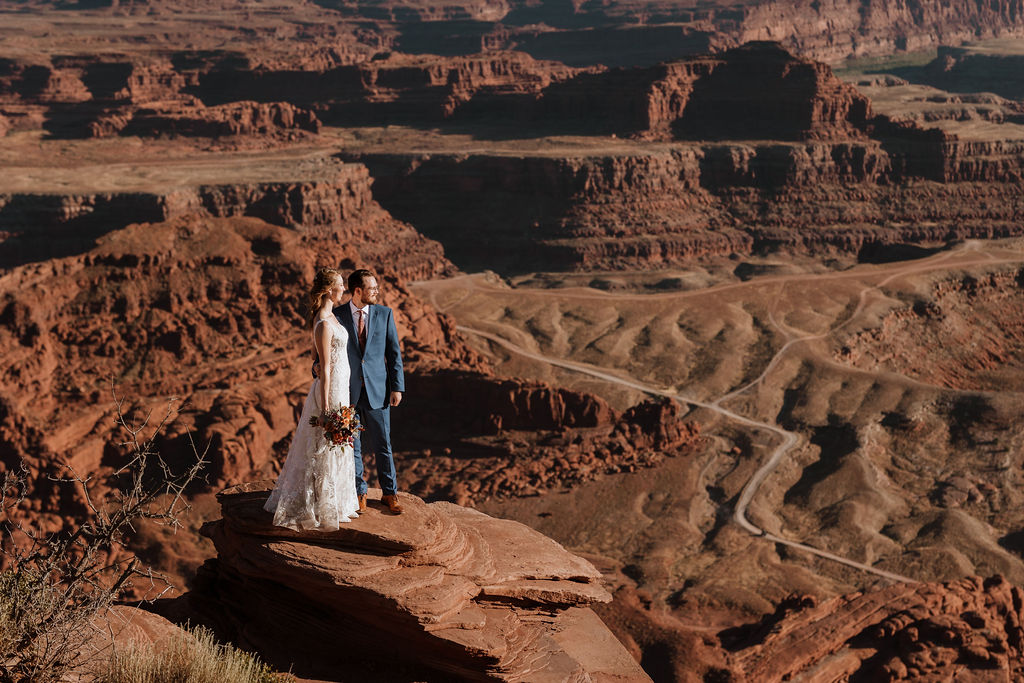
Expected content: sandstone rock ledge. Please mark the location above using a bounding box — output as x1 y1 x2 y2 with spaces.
180 483 650 682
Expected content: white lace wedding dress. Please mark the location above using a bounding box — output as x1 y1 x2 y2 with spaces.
264 317 359 530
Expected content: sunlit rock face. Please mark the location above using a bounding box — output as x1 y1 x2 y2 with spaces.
162 482 650 682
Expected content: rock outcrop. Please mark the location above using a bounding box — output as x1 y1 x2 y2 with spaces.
836 268 1024 391
351 142 1024 272
727 575 1024 681
539 43 873 140
83 605 186 657
402 382 702 504
918 44 1024 100
160 482 650 682
0 49 586 134
195 51 588 124
118 101 321 139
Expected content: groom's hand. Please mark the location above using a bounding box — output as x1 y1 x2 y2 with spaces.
389 391 403 407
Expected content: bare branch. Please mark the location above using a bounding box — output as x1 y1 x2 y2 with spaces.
0 390 207 681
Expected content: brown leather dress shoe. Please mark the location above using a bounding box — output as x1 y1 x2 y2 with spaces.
357 494 367 513
381 494 404 515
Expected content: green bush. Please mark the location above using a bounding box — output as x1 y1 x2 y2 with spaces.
98 625 284 683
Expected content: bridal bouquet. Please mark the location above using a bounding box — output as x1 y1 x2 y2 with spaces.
311 406 363 447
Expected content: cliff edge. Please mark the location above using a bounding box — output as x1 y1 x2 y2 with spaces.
163 483 650 682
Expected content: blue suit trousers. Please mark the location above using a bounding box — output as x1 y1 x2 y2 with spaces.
354 388 397 496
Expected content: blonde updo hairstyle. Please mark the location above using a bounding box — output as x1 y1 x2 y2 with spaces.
307 267 343 327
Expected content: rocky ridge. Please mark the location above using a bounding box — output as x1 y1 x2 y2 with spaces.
0 52 323 141
159 482 650 681
0 49 587 136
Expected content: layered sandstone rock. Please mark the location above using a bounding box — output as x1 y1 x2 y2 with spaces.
728 575 1024 680
0 48 586 133
0 208 455 489
311 43 1010 272
0 159 398 268
194 50 588 124
538 43 873 140
352 139 1024 272
118 101 321 139
162 482 650 681
345 44 1024 272
0 52 321 140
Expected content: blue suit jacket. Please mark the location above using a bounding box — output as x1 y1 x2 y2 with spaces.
335 303 405 410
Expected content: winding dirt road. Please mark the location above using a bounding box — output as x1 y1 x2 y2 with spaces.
413 242 1024 584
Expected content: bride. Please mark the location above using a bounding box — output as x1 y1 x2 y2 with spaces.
264 268 360 530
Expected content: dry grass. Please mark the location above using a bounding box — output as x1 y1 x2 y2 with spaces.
98 625 284 683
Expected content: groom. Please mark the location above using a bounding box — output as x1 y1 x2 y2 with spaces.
335 269 406 515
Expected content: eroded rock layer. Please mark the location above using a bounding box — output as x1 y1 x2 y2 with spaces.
836 268 1024 391
728 575 1024 681
0 158 380 267
351 147 1024 273
161 482 649 682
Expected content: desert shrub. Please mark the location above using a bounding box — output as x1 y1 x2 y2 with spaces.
0 567 80 681
98 625 282 683
0 394 208 682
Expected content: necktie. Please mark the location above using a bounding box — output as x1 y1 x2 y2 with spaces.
357 309 367 352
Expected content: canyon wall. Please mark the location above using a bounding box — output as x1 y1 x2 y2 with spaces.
334 45 1024 272
0 49 588 135
0 161 397 268
349 142 1024 272
306 0 1024 64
